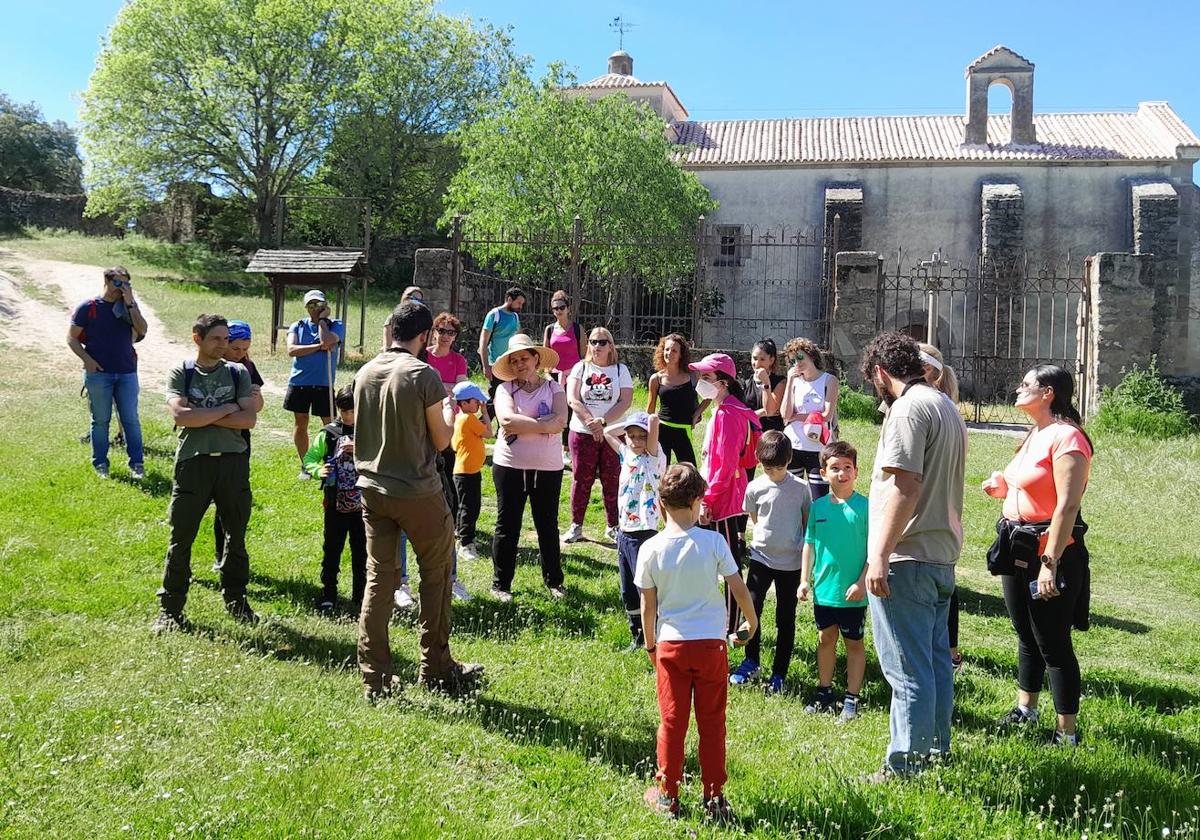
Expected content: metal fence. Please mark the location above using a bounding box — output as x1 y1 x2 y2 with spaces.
878 250 1091 423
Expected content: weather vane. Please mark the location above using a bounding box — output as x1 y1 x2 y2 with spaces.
609 15 635 50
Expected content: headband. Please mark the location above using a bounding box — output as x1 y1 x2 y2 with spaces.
919 351 943 372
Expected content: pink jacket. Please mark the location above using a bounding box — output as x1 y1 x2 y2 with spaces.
701 397 760 522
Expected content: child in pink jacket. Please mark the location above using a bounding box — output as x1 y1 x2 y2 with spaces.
689 353 762 635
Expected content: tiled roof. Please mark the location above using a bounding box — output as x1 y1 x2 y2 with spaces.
577 72 669 89
246 248 366 275
674 103 1200 166
966 45 1034 71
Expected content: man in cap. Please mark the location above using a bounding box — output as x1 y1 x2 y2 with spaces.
285 290 345 480
67 265 149 480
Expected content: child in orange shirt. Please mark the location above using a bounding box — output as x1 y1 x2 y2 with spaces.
452 382 493 561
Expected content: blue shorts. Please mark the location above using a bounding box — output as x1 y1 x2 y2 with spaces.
813 603 867 640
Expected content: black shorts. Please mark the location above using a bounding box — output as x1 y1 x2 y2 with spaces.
813 603 867 640
284 385 334 417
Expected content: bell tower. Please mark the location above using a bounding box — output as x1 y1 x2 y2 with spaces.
964 46 1036 146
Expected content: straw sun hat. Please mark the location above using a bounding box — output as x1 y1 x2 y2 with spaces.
492 334 559 381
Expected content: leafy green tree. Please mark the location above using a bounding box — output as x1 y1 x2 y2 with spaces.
441 68 717 281
82 0 518 243
0 94 83 193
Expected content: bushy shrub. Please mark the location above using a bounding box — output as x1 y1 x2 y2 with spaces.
839 385 883 425
1090 358 1195 439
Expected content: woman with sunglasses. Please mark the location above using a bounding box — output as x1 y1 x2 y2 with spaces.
564 327 633 544
428 311 471 500
544 290 585 458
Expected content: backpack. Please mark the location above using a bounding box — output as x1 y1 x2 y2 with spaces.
78 297 141 342
738 411 764 470
182 359 242 401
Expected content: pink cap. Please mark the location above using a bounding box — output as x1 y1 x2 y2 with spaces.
688 353 737 379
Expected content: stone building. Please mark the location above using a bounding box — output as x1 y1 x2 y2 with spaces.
568 45 1200 378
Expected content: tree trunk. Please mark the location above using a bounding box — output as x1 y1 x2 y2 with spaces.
255 192 278 247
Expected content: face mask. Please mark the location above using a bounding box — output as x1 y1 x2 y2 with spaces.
695 378 719 400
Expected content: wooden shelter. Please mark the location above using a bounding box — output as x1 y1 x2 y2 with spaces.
245 247 369 359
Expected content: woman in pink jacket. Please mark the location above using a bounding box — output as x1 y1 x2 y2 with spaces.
689 352 761 635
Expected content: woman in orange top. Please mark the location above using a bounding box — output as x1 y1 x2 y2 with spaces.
982 365 1093 746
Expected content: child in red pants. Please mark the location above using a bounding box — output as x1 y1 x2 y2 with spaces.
635 463 758 821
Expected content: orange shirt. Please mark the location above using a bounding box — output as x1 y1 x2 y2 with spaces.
1002 422 1092 522
452 412 488 475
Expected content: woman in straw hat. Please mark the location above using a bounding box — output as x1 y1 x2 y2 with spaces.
489 333 569 602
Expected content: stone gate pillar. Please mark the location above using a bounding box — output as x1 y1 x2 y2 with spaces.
1130 180 1183 370
831 251 882 387
1084 252 1155 416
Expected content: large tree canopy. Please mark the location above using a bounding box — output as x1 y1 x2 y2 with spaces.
0 94 83 193
441 69 717 278
82 0 519 243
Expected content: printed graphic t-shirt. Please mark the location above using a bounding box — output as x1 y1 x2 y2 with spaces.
166 360 252 461
567 361 633 434
618 444 667 532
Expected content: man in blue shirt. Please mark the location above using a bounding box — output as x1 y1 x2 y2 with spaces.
285 289 345 480
67 266 149 480
477 286 525 400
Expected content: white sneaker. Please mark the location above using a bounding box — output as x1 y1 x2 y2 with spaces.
562 523 585 543
490 588 513 603
459 543 479 562
604 526 618 543
296 468 311 481
548 586 567 600
452 581 472 601
393 584 415 610
562 450 573 469
130 465 145 481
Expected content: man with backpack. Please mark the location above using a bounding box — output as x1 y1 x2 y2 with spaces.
154 314 260 634
67 266 148 480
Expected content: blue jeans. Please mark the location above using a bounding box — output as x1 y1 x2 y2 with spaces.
869 560 956 774
85 371 143 469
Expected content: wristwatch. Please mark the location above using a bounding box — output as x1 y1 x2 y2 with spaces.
1039 554 1057 567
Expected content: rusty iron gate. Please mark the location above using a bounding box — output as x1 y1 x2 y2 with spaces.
449 216 833 357
877 251 1091 423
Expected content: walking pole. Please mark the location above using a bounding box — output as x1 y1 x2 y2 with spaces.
325 327 335 421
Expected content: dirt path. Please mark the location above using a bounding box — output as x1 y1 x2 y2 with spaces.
0 250 283 397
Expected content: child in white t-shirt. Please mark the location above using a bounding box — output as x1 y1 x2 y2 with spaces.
603 412 666 650
635 463 757 823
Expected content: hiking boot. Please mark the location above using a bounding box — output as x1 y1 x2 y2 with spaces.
562 523 585 543
394 584 415 610
643 786 680 819
451 580 472 602
418 661 484 695
703 795 735 824
364 674 402 704
151 609 190 635
804 688 836 714
995 706 1039 733
767 674 786 695
224 598 260 625
316 595 337 614
94 464 110 480
130 465 145 481
490 588 513 604
729 658 760 685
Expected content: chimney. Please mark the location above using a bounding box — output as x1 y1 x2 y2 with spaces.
608 50 633 76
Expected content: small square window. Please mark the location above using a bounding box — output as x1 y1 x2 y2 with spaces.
713 224 744 267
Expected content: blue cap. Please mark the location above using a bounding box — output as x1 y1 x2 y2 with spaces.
452 381 489 403
227 320 252 341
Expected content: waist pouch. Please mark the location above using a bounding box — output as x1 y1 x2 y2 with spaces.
986 515 1088 579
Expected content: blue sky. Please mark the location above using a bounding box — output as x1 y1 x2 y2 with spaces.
3 0 1198 161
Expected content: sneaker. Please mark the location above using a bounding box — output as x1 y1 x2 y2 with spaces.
1050 730 1080 747
767 674 786 695
490 588 513 604
995 705 1039 733
951 651 964 674
95 464 110 480
79 432 90 445
562 523 585 543
364 674 403 704
113 432 126 449
603 525 618 543
130 465 145 481
418 661 485 695
451 580 472 601
296 468 311 481
804 689 836 714
729 658 760 685
459 542 479 562
562 450 573 470
864 766 897 785
548 585 567 600
150 609 189 635
643 786 680 819
211 560 222 573
394 584 416 610
224 598 260 625
316 596 336 614
703 795 735 824
839 696 860 723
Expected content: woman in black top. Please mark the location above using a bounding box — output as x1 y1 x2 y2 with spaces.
646 333 709 465
742 338 786 480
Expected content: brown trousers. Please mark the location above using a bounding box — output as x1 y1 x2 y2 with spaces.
357 487 455 689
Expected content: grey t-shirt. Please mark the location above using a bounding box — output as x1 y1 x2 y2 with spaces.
743 471 811 571
353 349 446 498
869 384 967 565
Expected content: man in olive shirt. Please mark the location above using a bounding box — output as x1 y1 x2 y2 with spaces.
861 332 967 778
153 314 260 634
355 301 483 699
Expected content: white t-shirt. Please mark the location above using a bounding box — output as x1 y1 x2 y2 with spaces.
784 372 833 452
618 444 667 533
634 527 738 642
568 361 633 434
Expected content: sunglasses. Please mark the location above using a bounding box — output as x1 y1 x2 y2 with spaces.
551 305 567 311
589 339 610 347
435 328 458 336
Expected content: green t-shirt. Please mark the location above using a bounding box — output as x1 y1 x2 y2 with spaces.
804 491 869 608
166 360 252 462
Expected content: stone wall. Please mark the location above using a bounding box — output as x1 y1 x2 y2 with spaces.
830 252 883 388
1130 180 1183 370
823 185 863 252
0 186 120 235
980 182 1024 270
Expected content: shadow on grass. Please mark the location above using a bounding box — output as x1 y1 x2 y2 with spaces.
957 585 1152 634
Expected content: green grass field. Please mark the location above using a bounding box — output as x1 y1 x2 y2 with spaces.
1 236 1199 837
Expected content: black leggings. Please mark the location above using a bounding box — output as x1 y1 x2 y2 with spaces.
1001 540 1087 715
706 515 747 634
788 449 829 500
491 465 564 592
744 558 801 678
658 423 696 466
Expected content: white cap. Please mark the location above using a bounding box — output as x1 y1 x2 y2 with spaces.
303 289 327 304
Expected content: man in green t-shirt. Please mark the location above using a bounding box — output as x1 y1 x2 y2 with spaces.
153 314 260 634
